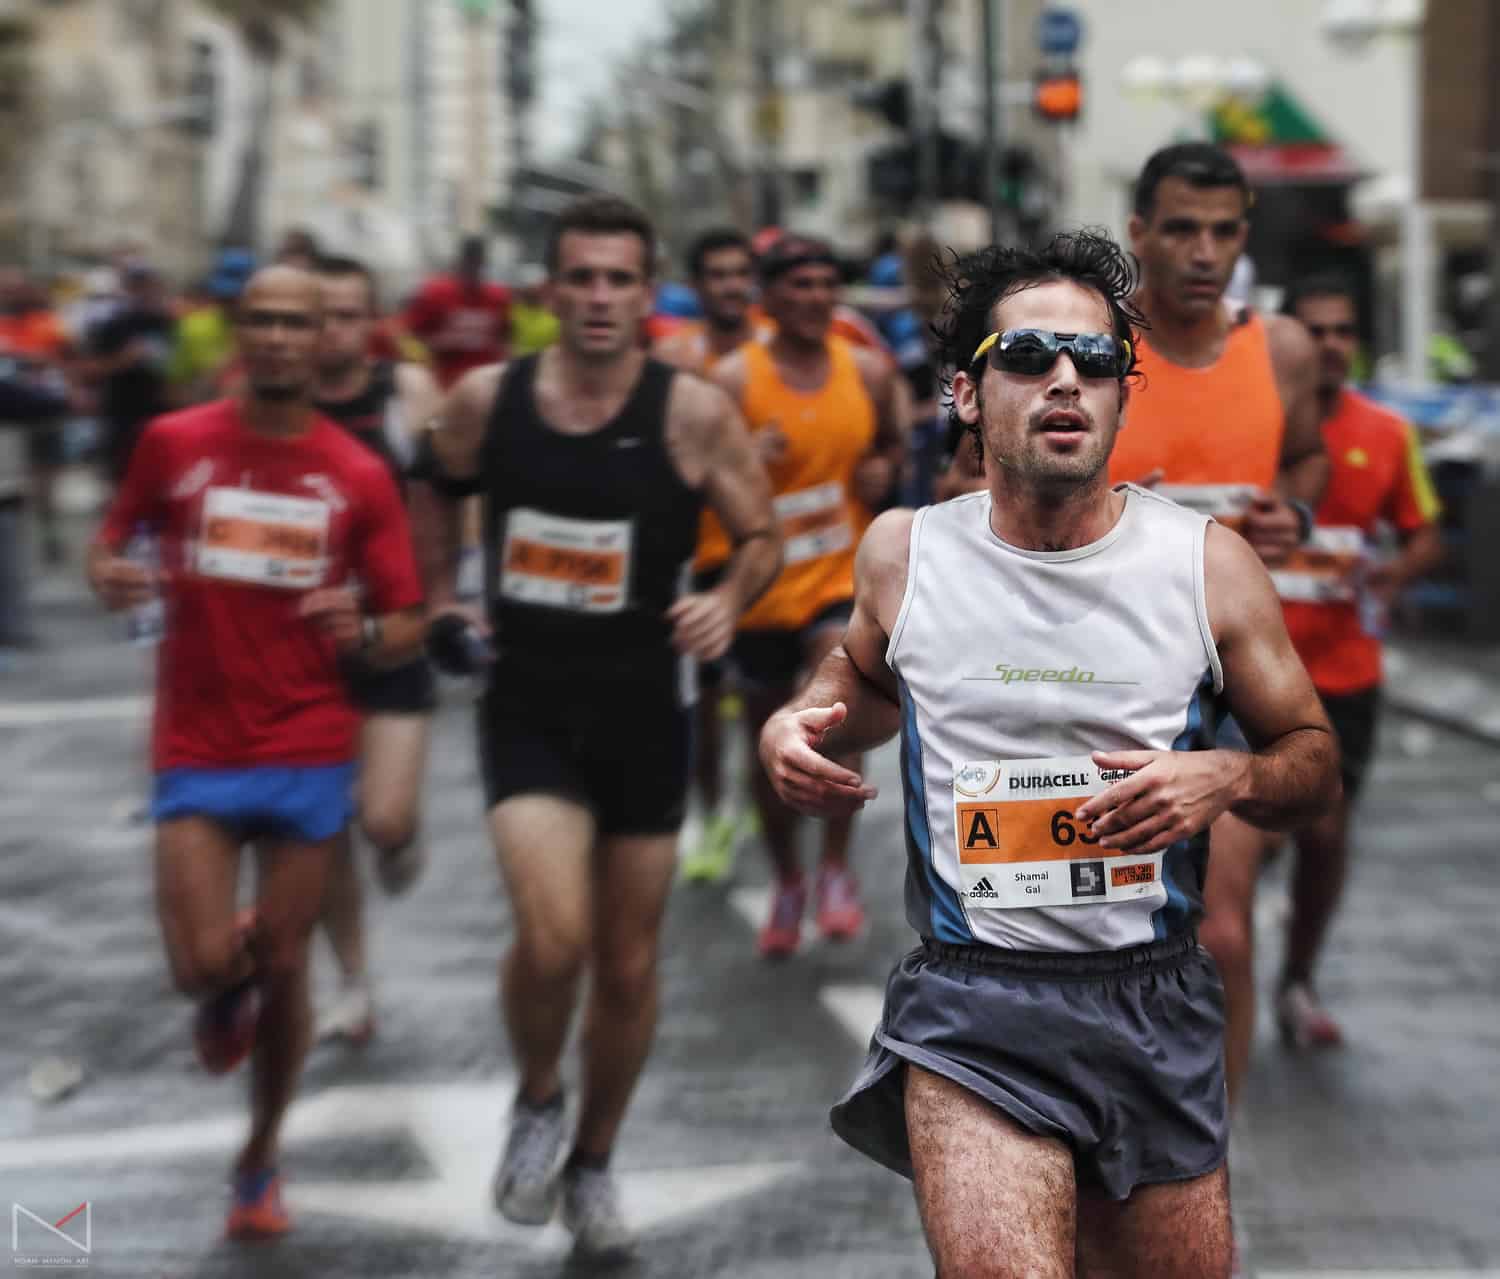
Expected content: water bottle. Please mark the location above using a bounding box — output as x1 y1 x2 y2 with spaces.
124 522 164 646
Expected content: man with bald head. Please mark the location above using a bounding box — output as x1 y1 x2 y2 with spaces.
87 266 428 1240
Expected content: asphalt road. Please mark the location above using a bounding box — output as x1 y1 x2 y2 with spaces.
3 574 1498 1277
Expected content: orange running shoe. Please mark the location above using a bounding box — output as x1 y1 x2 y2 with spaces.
226 1166 290 1240
757 876 806 959
815 864 865 942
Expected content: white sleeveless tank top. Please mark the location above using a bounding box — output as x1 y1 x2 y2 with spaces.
888 485 1223 953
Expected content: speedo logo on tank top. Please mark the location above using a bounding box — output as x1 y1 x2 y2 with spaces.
984 662 1140 687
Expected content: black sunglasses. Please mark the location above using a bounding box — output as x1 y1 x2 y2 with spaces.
971 328 1131 380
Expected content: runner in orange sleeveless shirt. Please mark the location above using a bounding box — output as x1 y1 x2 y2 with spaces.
1268 276 1443 1048
654 228 768 881
712 235 904 957
1112 143 1324 1107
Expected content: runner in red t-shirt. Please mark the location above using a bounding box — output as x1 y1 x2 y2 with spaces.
1271 277 1445 1048
403 235 512 388
86 266 426 1241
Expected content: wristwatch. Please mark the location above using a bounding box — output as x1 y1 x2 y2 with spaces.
1289 499 1315 544
360 615 382 653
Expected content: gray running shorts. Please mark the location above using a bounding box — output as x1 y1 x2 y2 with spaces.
830 933 1228 1201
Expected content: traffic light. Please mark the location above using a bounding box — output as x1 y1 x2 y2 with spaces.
1034 71 1081 122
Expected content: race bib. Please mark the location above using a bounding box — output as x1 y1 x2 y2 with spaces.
776 482 852 565
500 508 632 614
952 756 1166 910
196 487 330 590
1271 526 1364 604
1156 483 1260 533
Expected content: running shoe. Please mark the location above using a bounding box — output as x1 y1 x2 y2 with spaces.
226 1166 290 1240
492 1093 569 1225
372 835 426 897
680 812 740 884
757 875 806 959
561 1165 634 1261
1276 982 1344 1049
194 978 259 1076
316 981 375 1045
815 864 866 942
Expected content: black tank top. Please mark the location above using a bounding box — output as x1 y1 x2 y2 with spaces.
481 354 702 681
314 362 407 493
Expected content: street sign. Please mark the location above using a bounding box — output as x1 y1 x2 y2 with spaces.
1038 7 1083 56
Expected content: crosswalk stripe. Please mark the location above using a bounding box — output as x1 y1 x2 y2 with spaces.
0 696 149 726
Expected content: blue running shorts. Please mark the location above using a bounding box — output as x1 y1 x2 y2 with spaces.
152 763 356 844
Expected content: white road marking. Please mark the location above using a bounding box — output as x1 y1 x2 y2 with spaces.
729 887 769 936
0 696 149 727
0 1079 800 1252
818 985 885 1044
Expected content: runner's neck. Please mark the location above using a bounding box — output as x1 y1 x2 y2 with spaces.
986 472 1124 553
238 395 317 438
767 331 832 388
313 360 374 405
545 344 647 408
1132 285 1232 369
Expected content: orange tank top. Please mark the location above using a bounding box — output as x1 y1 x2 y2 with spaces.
1108 310 1283 530
736 336 876 631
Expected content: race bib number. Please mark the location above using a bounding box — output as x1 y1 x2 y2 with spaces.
500 508 632 614
1271 526 1364 604
952 756 1166 910
776 482 852 565
1156 483 1259 533
196 487 330 590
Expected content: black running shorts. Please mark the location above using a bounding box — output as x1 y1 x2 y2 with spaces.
477 664 691 837
1322 685 1381 799
831 934 1229 1201
341 655 438 715
733 598 855 688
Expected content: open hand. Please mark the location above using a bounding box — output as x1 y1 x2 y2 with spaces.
759 702 879 817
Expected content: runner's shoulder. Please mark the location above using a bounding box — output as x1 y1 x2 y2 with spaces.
1262 311 1317 376
446 361 509 420
1337 387 1414 445
140 399 235 448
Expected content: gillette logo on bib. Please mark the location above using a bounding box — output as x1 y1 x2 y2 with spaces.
953 756 1165 910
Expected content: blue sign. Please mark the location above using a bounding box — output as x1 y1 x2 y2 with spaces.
1038 7 1083 56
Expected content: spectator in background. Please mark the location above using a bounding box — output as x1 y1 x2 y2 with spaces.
88 262 174 485
0 268 69 563
404 235 512 388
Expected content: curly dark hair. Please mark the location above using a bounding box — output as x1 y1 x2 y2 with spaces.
934 229 1147 458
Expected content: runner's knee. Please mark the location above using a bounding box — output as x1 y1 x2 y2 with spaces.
360 801 419 855
1199 910 1252 976
591 940 657 1008
514 924 588 988
168 932 242 998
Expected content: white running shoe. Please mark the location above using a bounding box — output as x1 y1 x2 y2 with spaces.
1276 981 1344 1049
562 1165 634 1261
316 982 375 1045
492 1095 568 1225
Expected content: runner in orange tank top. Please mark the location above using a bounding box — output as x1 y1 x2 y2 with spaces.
653 228 767 882
712 235 904 958
1267 277 1444 1049
1120 144 1325 1109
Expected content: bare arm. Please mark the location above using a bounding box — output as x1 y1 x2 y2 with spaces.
664 376 782 659
394 362 444 446
1078 523 1338 850
409 363 501 612
757 509 912 814
1266 313 1327 505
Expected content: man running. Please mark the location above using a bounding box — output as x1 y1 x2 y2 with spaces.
1110 142 1324 1104
654 227 763 882
712 233 903 957
761 231 1339 1278
413 196 779 1259
86 266 425 1239
311 254 444 1044
405 234 512 389
1270 275 1444 1047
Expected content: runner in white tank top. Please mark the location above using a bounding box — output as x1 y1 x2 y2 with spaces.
759 231 1339 1278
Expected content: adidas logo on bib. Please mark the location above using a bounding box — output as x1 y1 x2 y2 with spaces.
969 876 999 902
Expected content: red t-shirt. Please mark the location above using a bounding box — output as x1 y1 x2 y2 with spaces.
404 275 511 387
1280 389 1441 695
100 400 424 770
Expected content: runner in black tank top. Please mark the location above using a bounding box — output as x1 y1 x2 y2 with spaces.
309 256 444 1048
480 353 700 686
407 198 782 1259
